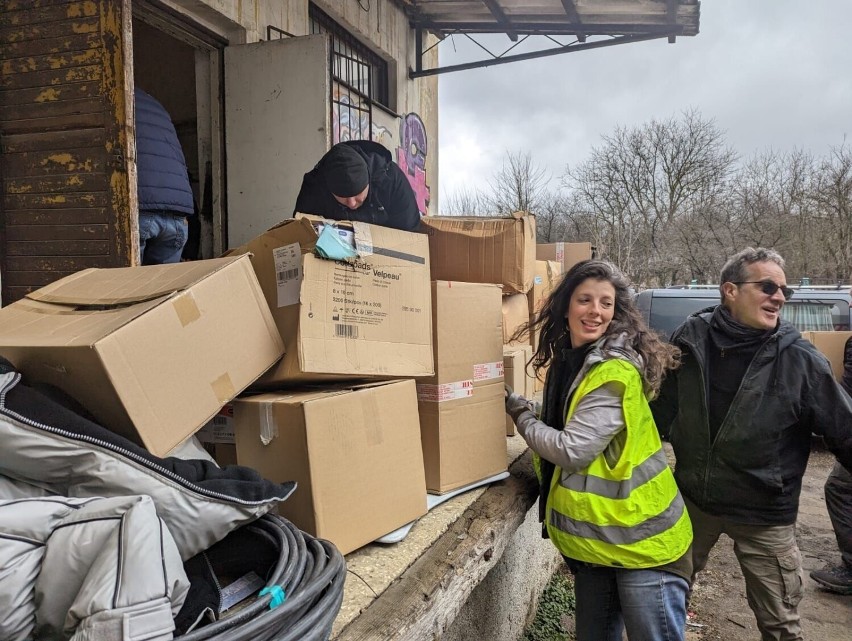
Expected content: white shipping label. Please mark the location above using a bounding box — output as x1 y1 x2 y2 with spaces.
555 242 564 263
273 243 302 308
416 380 474 402
473 361 504 381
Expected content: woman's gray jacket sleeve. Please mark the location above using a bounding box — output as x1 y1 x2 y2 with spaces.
513 382 626 473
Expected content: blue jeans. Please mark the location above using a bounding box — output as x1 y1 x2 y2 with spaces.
571 562 689 641
139 212 188 265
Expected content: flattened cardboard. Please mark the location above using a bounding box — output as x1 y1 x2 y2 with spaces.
232 218 433 383
802 331 852 382
536 242 593 273
416 281 507 493
232 380 427 555
0 256 284 456
420 212 536 294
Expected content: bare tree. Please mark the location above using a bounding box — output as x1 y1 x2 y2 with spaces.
810 141 852 282
486 150 551 215
439 186 490 216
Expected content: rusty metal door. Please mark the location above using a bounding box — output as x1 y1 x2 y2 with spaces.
0 0 137 305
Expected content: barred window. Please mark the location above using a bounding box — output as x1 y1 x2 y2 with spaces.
309 4 390 143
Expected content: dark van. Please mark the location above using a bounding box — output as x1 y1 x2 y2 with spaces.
635 286 852 340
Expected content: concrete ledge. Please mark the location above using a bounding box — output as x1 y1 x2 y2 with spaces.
334 447 560 640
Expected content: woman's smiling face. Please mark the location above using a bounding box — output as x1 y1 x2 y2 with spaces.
566 277 615 348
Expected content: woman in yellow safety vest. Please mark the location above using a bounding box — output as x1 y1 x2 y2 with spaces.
506 259 693 641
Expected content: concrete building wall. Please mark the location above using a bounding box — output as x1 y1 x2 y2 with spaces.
158 0 438 213
442 504 563 641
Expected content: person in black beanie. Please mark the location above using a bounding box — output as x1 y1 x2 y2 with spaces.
293 140 420 231
651 247 852 641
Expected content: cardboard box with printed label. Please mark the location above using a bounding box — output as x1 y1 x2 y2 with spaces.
536 242 593 274
801 331 852 382
231 217 433 384
196 404 237 466
502 293 531 346
232 380 427 555
419 213 536 294
416 281 507 493
0 256 284 457
503 345 534 436
528 260 563 317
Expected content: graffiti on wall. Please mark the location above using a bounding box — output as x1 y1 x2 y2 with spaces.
332 85 391 145
396 113 430 216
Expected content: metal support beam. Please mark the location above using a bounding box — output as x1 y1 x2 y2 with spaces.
666 0 678 43
480 0 519 41
409 32 676 78
559 0 586 42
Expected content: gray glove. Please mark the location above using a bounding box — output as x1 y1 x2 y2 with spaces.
505 384 535 422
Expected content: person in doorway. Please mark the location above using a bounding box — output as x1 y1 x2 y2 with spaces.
134 87 195 264
293 140 420 231
505 260 692 641
651 248 852 640
810 291 852 595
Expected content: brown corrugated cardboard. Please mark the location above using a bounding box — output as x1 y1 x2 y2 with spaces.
503 345 534 436
528 260 563 317
416 281 507 493
536 242 593 273
801 331 852 381
196 404 238 466
419 213 536 294
231 217 433 384
232 380 427 555
0 256 284 456
502 293 531 345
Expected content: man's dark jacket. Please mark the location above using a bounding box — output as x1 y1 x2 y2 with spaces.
652 308 852 525
293 140 420 231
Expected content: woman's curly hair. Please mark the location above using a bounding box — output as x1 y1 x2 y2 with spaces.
516 259 679 397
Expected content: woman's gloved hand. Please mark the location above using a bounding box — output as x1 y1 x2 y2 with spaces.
505 384 535 422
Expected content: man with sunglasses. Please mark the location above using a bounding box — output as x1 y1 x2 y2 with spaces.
652 247 852 641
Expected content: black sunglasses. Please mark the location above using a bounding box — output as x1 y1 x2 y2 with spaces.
732 280 794 301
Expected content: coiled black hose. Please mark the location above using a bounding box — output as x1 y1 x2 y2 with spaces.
175 514 346 641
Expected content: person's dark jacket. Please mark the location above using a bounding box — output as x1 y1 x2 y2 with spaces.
134 88 194 215
651 307 852 525
293 140 420 231
842 335 852 397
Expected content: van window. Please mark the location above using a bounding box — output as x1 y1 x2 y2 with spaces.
649 296 714 339
782 302 834 331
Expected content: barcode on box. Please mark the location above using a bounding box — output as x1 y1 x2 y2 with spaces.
276 268 299 282
335 324 358 339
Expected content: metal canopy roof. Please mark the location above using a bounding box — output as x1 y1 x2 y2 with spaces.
395 0 701 77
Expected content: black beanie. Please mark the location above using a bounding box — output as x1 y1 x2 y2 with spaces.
323 144 369 197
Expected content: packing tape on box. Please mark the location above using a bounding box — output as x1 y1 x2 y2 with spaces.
259 401 278 446
172 291 201 327
210 373 235 405
473 361 504 382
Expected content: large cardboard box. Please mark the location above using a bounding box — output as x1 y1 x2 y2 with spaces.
802 331 852 382
232 380 427 555
0 256 284 456
232 217 433 384
502 293 530 345
416 282 507 493
503 345 534 436
537 242 593 274
528 260 563 317
420 213 536 294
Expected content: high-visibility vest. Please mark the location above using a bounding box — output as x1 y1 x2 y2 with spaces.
539 359 692 568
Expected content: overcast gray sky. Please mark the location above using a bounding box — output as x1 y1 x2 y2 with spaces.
437 0 852 203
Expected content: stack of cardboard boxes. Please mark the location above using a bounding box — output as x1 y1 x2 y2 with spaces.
0 210 593 556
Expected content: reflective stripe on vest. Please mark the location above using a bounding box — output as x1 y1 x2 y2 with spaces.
545 358 692 568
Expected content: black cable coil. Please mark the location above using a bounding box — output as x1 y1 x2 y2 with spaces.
175 513 346 641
